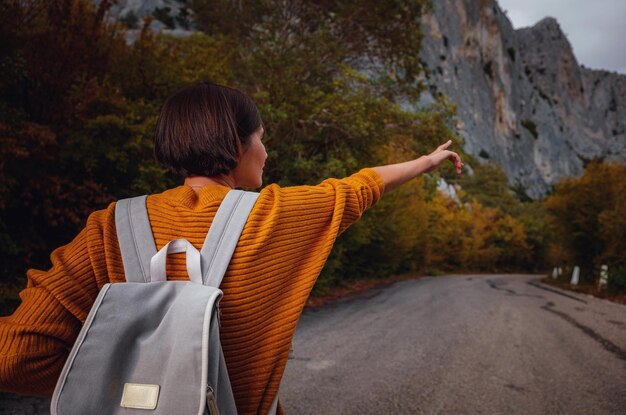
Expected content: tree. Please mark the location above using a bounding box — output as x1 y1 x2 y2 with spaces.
544 162 626 283
456 163 548 271
0 1 171 293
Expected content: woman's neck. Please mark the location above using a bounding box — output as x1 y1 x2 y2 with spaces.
184 175 236 192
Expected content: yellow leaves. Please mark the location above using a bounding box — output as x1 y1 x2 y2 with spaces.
380 135 419 164
331 142 542 280
421 193 530 272
544 162 626 279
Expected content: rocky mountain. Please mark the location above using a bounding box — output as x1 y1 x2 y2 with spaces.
419 0 625 198
102 0 625 199
107 0 192 35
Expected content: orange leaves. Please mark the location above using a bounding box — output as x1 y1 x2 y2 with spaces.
421 194 530 273
544 162 626 280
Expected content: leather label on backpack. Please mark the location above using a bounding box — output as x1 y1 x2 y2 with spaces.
120 383 160 410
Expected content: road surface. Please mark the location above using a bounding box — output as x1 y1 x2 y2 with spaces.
280 274 626 414
1 274 625 414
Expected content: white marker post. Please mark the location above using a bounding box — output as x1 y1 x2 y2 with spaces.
552 267 559 279
570 266 580 285
557 267 563 277
598 265 609 289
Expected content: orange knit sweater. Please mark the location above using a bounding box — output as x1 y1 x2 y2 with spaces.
0 168 384 414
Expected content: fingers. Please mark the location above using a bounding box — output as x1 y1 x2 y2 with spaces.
449 151 464 174
433 141 464 175
437 140 452 151
449 151 461 164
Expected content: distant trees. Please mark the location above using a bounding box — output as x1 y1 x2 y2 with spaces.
545 162 626 288
0 0 449 300
1 0 131 283
0 1 179 302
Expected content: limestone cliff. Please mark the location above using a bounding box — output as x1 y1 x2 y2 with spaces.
419 0 625 198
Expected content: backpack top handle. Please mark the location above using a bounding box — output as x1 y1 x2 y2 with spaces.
116 190 259 287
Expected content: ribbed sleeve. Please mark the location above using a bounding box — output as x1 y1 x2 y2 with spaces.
0 168 384 413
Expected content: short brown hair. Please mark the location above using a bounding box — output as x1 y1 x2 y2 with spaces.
154 82 262 177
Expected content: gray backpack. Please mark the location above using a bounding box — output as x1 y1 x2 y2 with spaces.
50 190 273 415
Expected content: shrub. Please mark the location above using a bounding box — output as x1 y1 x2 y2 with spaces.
521 118 538 139
545 163 626 283
153 7 175 29
607 266 626 294
121 11 139 29
483 61 493 78
507 47 516 61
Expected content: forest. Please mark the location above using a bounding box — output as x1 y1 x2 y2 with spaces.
1 0 624 314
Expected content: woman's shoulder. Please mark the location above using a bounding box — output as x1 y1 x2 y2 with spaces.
258 168 384 200
250 168 384 221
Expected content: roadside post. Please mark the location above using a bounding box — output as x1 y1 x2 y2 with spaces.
570 266 580 285
598 265 609 289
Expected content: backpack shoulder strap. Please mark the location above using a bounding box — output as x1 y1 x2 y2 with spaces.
200 190 259 287
115 195 158 283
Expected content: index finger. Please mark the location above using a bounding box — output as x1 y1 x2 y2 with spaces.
437 140 452 151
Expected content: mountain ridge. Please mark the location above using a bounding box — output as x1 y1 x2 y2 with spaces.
419 0 625 198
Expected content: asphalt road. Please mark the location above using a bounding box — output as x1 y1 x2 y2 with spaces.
1 274 625 414
280 274 626 415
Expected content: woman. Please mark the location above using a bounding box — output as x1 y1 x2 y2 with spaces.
0 82 462 414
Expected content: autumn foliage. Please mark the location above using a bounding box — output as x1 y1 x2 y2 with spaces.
1 0 622 312
544 162 626 288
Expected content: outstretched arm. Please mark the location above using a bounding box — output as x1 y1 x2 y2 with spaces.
372 140 463 194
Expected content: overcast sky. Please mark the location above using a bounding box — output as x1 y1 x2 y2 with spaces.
497 0 626 74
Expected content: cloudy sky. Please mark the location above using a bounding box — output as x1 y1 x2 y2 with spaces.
497 0 626 74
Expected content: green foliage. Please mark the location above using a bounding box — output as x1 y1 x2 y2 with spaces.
537 88 552 105
453 163 550 271
121 11 139 29
1 0 120 277
598 190 626 268
0 0 557 308
153 7 175 29
545 162 626 283
511 182 532 202
483 61 493 78
517 201 551 271
175 7 191 30
521 118 538 139
607 266 626 294
457 163 520 215
507 47 516 62
190 0 431 99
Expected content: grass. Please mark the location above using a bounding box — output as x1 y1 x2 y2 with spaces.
540 276 626 305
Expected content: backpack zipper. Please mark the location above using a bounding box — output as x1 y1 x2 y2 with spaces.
206 385 220 415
